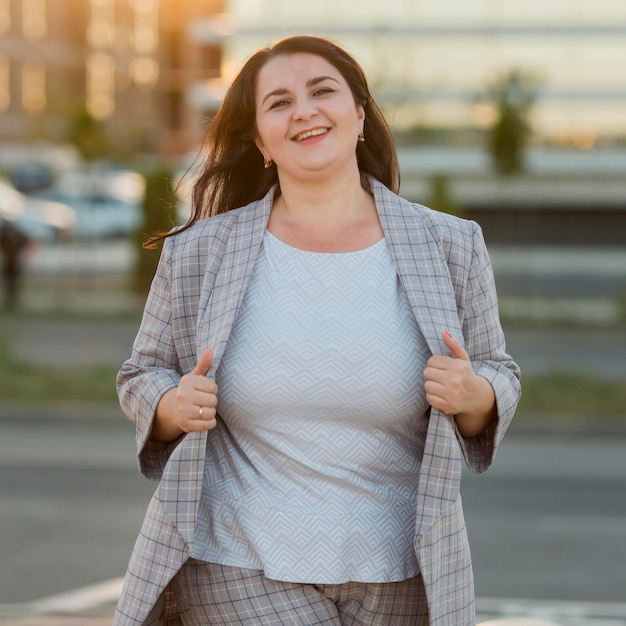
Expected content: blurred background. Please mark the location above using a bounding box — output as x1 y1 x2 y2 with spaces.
0 1 625 624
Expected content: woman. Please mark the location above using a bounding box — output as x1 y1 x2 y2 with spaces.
116 35 521 625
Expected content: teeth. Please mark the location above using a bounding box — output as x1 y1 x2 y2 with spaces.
295 128 327 141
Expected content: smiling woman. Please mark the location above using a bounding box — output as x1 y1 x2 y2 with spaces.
115 35 520 626
253 56 364 177
253 53 382 252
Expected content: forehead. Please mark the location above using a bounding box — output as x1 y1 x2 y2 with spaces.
256 53 345 94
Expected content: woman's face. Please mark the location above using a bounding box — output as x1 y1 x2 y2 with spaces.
254 52 365 181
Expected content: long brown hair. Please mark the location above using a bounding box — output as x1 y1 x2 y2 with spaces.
163 35 399 242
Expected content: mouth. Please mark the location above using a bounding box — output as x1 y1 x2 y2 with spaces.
292 128 329 142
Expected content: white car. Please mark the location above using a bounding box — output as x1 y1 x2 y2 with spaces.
0 179 76 241
38 189 142 239
35 170 144 239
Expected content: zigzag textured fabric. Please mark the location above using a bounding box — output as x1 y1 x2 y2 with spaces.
192 232 431 583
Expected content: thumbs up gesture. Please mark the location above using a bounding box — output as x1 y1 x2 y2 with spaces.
175 347 219 432
152 348 219 442
424 331 496 437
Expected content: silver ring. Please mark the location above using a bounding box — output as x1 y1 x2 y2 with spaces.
197 406 204 420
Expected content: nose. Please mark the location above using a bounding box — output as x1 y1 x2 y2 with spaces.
292 97 317 120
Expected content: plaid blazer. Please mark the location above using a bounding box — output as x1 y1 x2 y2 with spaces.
115 178 521 626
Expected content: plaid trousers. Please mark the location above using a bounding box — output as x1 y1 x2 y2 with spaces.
170 559 429 625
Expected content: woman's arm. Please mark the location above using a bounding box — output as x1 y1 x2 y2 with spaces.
430 219 521 473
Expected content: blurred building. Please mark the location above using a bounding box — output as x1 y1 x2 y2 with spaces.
159 0 226 156
189 0 626 147
1 1 625 160
0 0 225 159
184 1 626 246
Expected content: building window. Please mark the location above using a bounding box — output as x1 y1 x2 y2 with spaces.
22 62 46 114
88 0 115 49
22 0 47 39
0 0 10 34
0 56 9 111
132 0 159 54
87 53 115 119
130 57 159 87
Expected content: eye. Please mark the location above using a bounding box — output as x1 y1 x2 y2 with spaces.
268 99 290 110
313 87 334 97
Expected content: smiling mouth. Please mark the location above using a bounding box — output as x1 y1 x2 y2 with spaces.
293 128 328 141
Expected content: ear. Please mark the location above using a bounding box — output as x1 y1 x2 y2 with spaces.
357 104 365 133
254 136 269 162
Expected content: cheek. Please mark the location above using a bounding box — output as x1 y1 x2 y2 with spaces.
257 120 288 153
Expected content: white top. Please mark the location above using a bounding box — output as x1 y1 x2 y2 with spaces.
192 230 431 583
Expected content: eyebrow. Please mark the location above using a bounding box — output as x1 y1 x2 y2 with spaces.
261 75 341 106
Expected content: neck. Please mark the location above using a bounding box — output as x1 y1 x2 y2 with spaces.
275 170 368 225
267 170 382 253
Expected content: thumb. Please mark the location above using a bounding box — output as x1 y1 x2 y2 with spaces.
192 347 214 376
442 330 470 361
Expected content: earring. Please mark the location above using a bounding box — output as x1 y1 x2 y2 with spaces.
358 130 365 143
263 156 273 169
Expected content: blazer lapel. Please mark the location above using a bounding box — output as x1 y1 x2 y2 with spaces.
373 180 461 353
197 189 274 374
373 180 464 536
162 189 274 545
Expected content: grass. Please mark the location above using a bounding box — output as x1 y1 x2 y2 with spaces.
517 372 626 418
0 334 119 404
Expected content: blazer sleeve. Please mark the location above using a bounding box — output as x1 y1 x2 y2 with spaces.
116 236 184 480
453 220 521 474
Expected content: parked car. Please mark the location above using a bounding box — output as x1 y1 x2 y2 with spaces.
36 188 142 239
11 162 55 193
33 170 144 239
0 179 76 241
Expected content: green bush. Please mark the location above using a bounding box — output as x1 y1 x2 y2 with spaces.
134 167 178 295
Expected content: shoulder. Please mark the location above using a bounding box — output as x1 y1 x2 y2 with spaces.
164 199 266 262
408 201 478 250
372 178 479 253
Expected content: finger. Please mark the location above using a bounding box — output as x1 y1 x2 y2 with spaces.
424 379 445 397
424 386 451 414
192 347 214 376
193 404 217 422
187 411 218 432
442 330 470 361
425 356 452 373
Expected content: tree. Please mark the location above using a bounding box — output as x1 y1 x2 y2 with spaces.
133 167 177 295
66 108 110 162
428 174 463 217
482 69 539 176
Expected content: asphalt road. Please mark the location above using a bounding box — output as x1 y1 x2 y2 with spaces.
463 433 626 602
1 411 626 608
0 416 152 604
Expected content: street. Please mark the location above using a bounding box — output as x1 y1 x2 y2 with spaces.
0 415 153 604
463 433 626 602
1 411 626 611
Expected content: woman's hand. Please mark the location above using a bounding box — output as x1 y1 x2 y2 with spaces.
424 331 497 438
152 348 219 442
